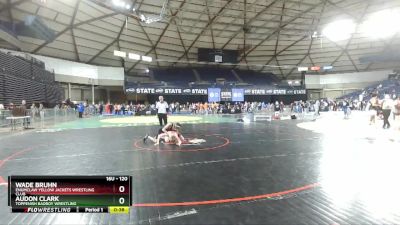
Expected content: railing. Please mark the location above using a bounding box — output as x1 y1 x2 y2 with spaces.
0 108 78 129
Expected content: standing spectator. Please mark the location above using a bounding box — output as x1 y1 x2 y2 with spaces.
156 96 168 126
21 100 29 127
191 103 197 114
94 104 99 114
381 94 393 129
170 103 175 114
342 99 351 119
110 104 114 114
274 101 280 118
121 104 125 115
368 93 380 125
394 97 400 120
279 101 284 113
31 103 37 119
78 103 84 118
315 100 320 116
105 103 110 114
21 100 27 111
8 103 14 110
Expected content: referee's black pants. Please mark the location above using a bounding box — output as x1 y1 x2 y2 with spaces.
382 109 391 128
158 113 167 126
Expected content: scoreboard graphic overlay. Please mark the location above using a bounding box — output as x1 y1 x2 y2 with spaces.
8 176 132 213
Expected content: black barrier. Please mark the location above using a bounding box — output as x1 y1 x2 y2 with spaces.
125 87 306 96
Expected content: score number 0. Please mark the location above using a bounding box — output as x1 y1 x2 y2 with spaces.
106 177 129 205
118 185 126 204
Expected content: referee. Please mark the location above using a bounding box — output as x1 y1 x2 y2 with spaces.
156 96 168 126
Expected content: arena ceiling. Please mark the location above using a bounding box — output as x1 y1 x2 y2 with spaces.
0 0 400 79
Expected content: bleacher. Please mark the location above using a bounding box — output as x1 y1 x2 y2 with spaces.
152 68 197 84
236 70 279 84
196 68 238 82
0 51 63 106
150 67 279 85
339 77 400 101
0 51 31 80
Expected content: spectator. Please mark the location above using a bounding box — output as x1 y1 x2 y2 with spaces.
381 94 393 129
368 93 380 125
31 103 38 119
394 97 400 120
39 103 44 120
78 103 84 118
315 100 320 115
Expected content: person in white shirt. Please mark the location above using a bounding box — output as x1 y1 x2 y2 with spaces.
156 96 168 126
381 94 393 129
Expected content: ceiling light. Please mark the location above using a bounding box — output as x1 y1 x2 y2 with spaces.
360 9 400 39
322 19 356 42
128 53 140 60
142 56 152 62
132 8 135 11
310 66 321 71
112 0 121 6
288 81 293 85
112 0 126 7
113 50 126 58
297 67 308 72
125 4 130 10
145 68 149 73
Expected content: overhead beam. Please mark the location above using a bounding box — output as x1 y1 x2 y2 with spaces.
87 19 126 64
6 0 14 24
182 3 208 34
31 12 119 54
171 0 235 66
285 37 314 79
258 35 309 72
325 0 358 20
71 29 80 61
270 1 285 77
243 0 249 70
214 0 261 38
308 55 315 66
285 0 329 78
137 20 161 68
205 0 215 49
116 38 125 69
0 0 26 13
70 0 81 62
127 0 186 72
221 0 281 49
328 3 370 72
365 34 399 70
171 9 191 68
237 1 326 65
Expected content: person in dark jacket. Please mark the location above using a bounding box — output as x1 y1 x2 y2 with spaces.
99 104 103 115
